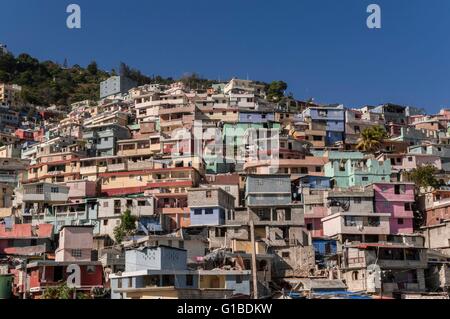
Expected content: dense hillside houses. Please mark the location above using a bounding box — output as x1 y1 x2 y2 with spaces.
0 74 450 300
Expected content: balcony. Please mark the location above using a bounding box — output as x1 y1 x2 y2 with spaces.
0 174 18 184
158 105 195 116
47 170 66 176
107 163 127 172
80 166 107 175
23 192 68 203
159 119 183 128
127 161 154 171
323 212 391 237
305 206 327 218
80 166 98 175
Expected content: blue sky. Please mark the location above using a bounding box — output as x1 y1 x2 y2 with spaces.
1 0 450 112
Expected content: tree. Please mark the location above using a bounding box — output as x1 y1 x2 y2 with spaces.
267 81 288 102
404 165 442 229
42 284 90 299
113 210 137 244
87 61 98 75
356 126 388 154
404 165 441 190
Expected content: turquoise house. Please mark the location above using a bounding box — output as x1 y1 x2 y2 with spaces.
221 122 281 169
324 152 391 188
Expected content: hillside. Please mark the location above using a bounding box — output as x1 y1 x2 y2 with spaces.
0 51 288 108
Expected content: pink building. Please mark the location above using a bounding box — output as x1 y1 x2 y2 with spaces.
402 154 442 171
373 183 415 234
55 226 94 262
65 180 98 200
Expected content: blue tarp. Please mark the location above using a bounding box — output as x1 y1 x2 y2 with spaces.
311 290 373 299
288 290 373 300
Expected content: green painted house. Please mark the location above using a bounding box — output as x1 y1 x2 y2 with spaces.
324 151 391 188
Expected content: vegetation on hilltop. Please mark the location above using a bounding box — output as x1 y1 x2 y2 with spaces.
0 51 291 107
0 52 110 106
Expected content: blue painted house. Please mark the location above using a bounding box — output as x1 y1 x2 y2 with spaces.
238 111 275 124
303 105 345 146
109 246 251 299
188 187 235 227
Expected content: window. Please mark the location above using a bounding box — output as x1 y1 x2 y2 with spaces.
179 241 185 249
205 209 214 215
235 275 243 284
345 216 357 227
301 167 308 174
103 220 108 226
281 252 290 259
307 223 313 231
186 275 194 286
71 249 82 258
285 209 291 221
315 166 322 173
405 249 420 261
395 184 406 194
352 271 359 280
354 198 361 204
194 209 202 216
362 177 369 182
318 110 328 117
87 266 96 274
215 228 226 237
398 218 404 225
54 266 64 282
404 203 413 211
51 187 59 193
313 136 322 141
408 157 413 162
138 201 147 207
367 217 380 227
206 191 212 198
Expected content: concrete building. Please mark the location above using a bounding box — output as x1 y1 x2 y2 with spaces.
97 196 158 240
245 175 313 278
83 124 131 157
21 182 69 225
322 187 391 244
303 105 345 147
100 76 137 99
110 246 251 299
409 144 450 172
188 187 235 227
47 200 99 235
373 183 415 235
55 226 94 262
341 243 427 297
324 152 391 188
0 83 22 108
422 220 450 255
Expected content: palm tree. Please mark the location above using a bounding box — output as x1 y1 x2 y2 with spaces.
356 126 388 154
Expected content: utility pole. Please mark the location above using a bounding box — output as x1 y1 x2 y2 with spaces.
249 216 258 299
